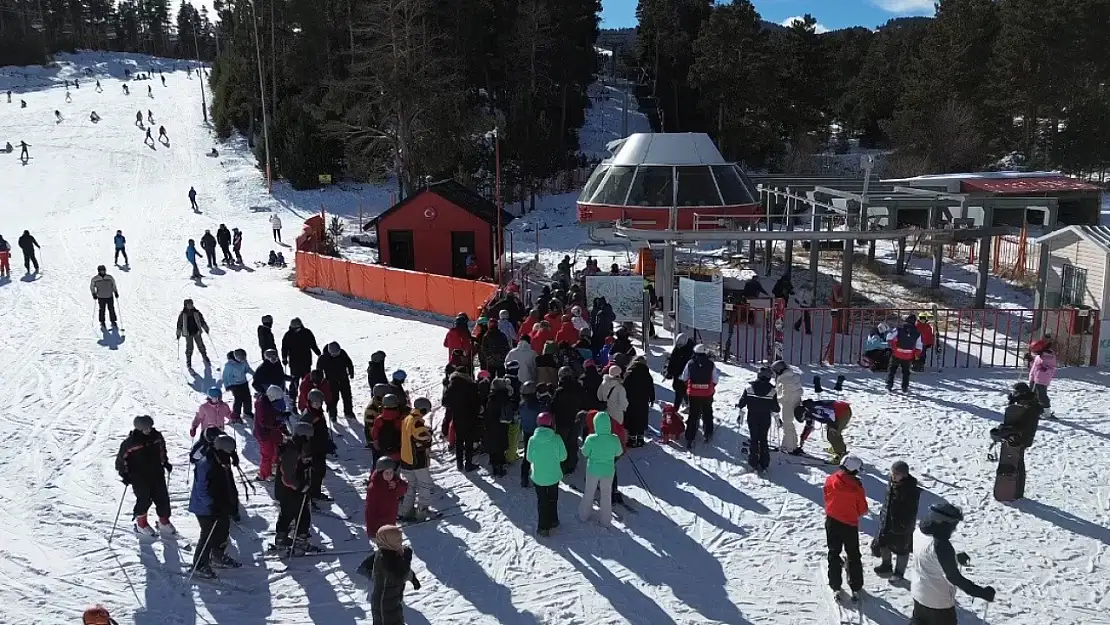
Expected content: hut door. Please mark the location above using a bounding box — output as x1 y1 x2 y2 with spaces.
387 230 415 270
451 231 476 278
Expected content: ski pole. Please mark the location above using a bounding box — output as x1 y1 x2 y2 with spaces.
288 491 310 558
116 296 123 327
982 600 990 623
107 484 128 546
185 516 222 586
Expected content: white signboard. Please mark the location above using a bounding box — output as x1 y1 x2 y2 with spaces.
585 275 645 322
678 276 723 331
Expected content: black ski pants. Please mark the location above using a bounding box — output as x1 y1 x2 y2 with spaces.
886 357 912 391
194 514 230 569
219 242 233 263
826 516 864 592
228 382 253 418
1032 383 1051 411
203 247 217 268
114 247 128 265
97 297 118 325
535 484 560 531
793 309 812 334
559 427 579 475
330 380 354 417
672 379 687 409
625 402 649 439
455 427 475 470
275 488 311 538
746 413 771 471
132 478 170 519
908 601 957 625
23 250 38 272
520 429 534 484
310 453 327 498
685 396 715 442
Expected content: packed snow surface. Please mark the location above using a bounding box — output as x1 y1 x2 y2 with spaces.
2 53 1110 625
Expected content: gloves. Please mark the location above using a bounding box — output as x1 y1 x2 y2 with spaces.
956 552 971 566
163 463 173 474
189 427 197 438
411 575 421 590
120 474 130 485
92 294 98 300
978 586 996 602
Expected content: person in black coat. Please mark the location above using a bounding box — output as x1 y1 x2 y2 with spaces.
216 224 233 264
622 356 655 447
872 460 921 581
281 318 321 396
17 230 40 272
485 378 512 476
664 334 695 409
992 383 1043 500
550 370 587 474
580 360 603 412
367 350 389 389
188 434 241 576
443 371 481 472
116 415 174 533
735 367 780 472
480 325 511 377
275 422 315 551
317 341 356 419
258 315 276 359
199 229 218 269
253 349 289 395
370 525 420 625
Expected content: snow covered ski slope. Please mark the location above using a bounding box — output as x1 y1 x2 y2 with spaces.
3 53 1110 625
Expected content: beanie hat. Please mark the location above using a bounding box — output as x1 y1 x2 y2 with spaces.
607 365 622 378
374 524 404 552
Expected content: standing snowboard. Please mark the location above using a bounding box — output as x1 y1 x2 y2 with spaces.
992 441 1025 502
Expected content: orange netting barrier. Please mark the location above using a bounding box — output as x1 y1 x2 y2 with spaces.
295 251 496 318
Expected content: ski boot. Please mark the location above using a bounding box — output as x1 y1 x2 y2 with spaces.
312 491 334 503
190 563 217 580
874 563 893 577
133 515 157 537
156 517 177 536
210 551 242 569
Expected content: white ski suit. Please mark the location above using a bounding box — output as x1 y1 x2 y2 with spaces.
775 365 804 452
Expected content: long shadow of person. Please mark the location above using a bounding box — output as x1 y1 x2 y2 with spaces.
1014 497 1110 546
128 541 198 625
559 546 682 625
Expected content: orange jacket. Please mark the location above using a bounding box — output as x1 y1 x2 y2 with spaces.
823 470 868 526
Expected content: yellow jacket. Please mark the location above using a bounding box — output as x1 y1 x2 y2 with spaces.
400 411 432 469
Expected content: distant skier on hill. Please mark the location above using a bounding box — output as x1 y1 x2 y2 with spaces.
55 109 63 122
89 111 100 123
176 299 211 369
18 230 39 272
147 85 152 98
95 80 102 92
122 84 129 95
135 111 143 127
90 265 119 328
113 230 128 265
189 186 198 211
270 213 283 243
144 127 154 147
199 230 218 269
185 239 201 278
18 140 29 161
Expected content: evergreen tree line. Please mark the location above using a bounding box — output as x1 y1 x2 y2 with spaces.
207 0 601 196
0 0 216 66
635 0 1110 177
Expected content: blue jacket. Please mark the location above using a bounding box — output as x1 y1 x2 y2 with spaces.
114 234 126 249
519 398 543 434
222 359 254 387
188 453 236 516
864 335 888 352
186 244 198 263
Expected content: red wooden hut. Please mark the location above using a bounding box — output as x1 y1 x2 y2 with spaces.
363 180 514 279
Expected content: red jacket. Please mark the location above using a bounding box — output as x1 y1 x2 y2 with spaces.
364 469 408 537
916 320 934 348
443 327 474 361
297 375 333 411
585 409 627 455
523 314 542 337
554 321 580 346
531 328 554 354
371 408 404 458
544 312 562 327
823 470 868 526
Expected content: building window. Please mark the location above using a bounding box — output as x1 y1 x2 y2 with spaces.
1061 263 1087 307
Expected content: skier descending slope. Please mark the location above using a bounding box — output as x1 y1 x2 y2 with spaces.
910 503 996 625
115 415 176 537
90 265 120 328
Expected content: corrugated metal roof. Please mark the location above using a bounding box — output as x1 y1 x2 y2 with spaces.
607 133 728 166
1034 225 1110 254
961 177 1102 194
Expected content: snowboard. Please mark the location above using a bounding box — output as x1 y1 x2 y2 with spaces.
992 442 1025 502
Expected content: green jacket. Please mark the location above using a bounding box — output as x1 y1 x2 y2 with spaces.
581 411 622 478
525 426 567 486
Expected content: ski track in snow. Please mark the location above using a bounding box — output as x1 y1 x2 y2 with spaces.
2 53 1110 625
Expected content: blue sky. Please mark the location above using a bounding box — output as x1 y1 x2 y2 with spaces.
600 0 936 31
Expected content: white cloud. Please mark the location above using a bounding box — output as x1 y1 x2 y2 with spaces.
872 0 937 13
780 16 830 34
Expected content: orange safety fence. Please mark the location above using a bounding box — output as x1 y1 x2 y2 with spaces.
295 251 497 318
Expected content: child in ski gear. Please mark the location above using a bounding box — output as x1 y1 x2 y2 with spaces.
113 230 128 265
258 315 277 358
736 367 780 472
185 239 201 278
231 227 243 264
253 386 288 481
910 504 996 623
578 411 623 527
221 350 254 422
191 387 232 437
873 460 921 582
485 377 513 476
188 434 241 578
90 265 120 327
1027 337 1057 419
444 314 475 362
399 398 434 520
176 299 210 368
317 341 356 419
370 525 421 623
527 412 567 535
297 368 334 412
274 421 315 552
887 315 923 392
302 390 336 501
357 457 409 577
365 383 391 452
823 455 868 596
681 344 719 449
372 394 405 461
368 350 389 388
443 370 481 472
389 369 410 412
796 399 853 463
116 415 175 536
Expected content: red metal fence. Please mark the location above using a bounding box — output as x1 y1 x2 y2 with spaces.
945 234 1040 281
717 305 1100 369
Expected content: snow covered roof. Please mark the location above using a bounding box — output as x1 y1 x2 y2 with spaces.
883 171 1066 183
1034 225 1110 254
607 133 728 167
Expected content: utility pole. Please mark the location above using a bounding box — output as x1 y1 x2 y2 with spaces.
250 0 273 192
191 24 207 123
494 127 503 280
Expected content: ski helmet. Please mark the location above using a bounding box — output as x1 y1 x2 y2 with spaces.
183 298 194 308
261 314 273 326
292 421 314 439
771 360 788 375
520 380 538 395
372 383 392 399
499 309 510 320
203 426 222 443
536 384 553 401
904 314 918 324
477 370 492 380
927 502 964 525
206 387 221 400
327 342 340 356
536 412 554 428
375 456 397 472
1011 382 1032 396
839 455 863 473
266 385 284 402
234 348 247 361
307 389 326 406
370 350 386 363
413 397 432 413
133 415 154 430
290 317 303 329
505 360 520 373
558 366 574 379
491 377 510 391
214 435 236 453
891 460 910 476
383 394 401 409
264 348 279 361
607 365 623 378
477 317 488 326
693 343 707 355
392 369 407 382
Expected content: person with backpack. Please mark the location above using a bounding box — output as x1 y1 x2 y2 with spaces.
175 299 211 369
115 415 175 537
735 367 780 473
886 314 923 393
443 370 481 473
371 394 405 462
578 411 623 528
317 341 356 420
221 349 254 422
681 344 719 450
187 434 241 579
622 356 654 448
113 230 128 265
526 412 567 536
302 389 337 502
274 421 317 554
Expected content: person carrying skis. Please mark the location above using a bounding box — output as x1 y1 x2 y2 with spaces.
796 398 853 463
681 344 718 450
823 454 868 601
221 349 254 422
254 385 289 482
185 239 202 278
216 224 233 264
281 318 321 396
399 398 434 520
0 234 10 278
443 370 481 472
372 394 406 462
270 213 283 243
302 389 336 502
115 415 175 536
90 265 119 328
188 186 198 211
231 227 243 264
370 525 422 623
113 230 128 265
736 366 780 473
317 341 356 420
191 387 231 438
526 412 567 536
187 434 241 579
274 421 317 554
771 359 803 454
664 333 695 409
253 349 288 395
176 299 211 369
257 315 277 358
199 230 218 269
1027 337 1057 419
578 411 623 527
909 503 996 624
886 314 923 393
18 230 40 272
991 383 1043 501
357 457 409 577
873 460 921 583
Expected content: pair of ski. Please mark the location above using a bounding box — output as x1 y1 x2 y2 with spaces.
814 560 865 625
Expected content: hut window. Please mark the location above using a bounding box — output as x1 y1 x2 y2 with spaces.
626 166 674 207
676 167 723 206
1061 263 1087 307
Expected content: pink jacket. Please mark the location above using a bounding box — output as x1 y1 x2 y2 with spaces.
190 400 232 437
1029 351 1057 387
